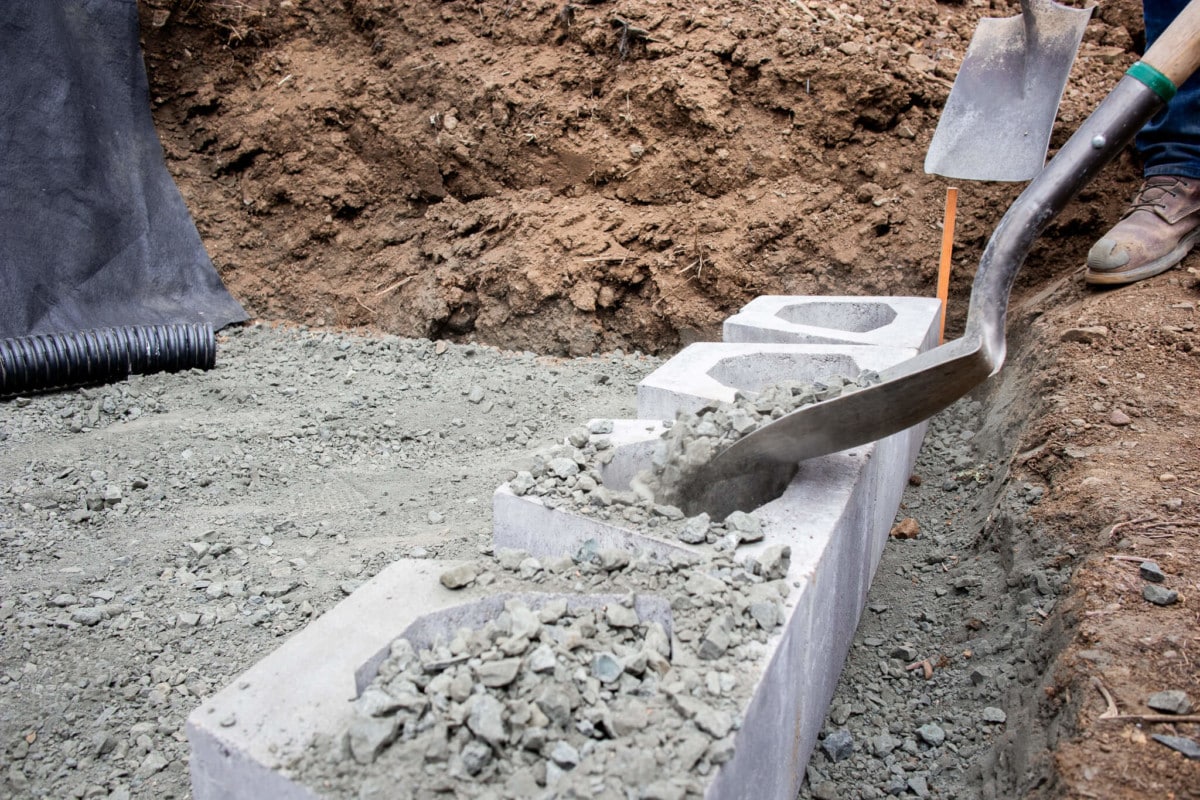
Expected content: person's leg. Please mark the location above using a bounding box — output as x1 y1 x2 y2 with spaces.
1085 0 1200 286
1137 0 1200 179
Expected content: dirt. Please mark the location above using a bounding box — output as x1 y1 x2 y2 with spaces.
138 0 1142 355
3 0 1198 797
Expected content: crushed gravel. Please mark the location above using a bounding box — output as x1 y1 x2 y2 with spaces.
1 324 1062 800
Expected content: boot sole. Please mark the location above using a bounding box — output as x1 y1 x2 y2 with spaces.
1085 228 1200 286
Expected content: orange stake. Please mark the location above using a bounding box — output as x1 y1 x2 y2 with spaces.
936 187 958 344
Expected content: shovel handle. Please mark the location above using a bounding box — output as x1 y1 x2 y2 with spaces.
1139 0 1200 91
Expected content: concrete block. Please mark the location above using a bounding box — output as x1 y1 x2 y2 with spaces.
187 559 484 800
722 295 941 350
489 417 924 800
188 559 672 800
636 342 917 421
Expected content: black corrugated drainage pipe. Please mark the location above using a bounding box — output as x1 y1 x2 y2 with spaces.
0 323 215 397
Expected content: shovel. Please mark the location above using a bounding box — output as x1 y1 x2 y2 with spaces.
675 2 1200 519
924 0 1092 182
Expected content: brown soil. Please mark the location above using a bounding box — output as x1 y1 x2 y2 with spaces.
136 0 1199 796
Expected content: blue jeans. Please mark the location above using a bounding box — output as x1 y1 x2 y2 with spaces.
1138 0 1200 178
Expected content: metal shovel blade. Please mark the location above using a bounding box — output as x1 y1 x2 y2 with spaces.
671 336 994 519
924 0 1091 182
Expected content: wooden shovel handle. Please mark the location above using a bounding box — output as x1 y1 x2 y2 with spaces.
1142 0 1200 88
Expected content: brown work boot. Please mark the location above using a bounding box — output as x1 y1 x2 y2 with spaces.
1085 175 1200 286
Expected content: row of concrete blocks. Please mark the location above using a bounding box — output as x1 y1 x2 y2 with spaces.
188 296 942 800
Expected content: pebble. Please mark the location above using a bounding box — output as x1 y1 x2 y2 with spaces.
466 694 507 746
1151 734 1200 760
71 607 104 626
549 740 580 768
439 563 479 589
821 728 854 762
426 510 445 524
916 723 945 747
591 652 623 684
981 707 1007 724
1143 584 1178 606
347 716 399 764
1138 560 1165 583
872 732 901 756
1108 409 1132 426
461 740 492 775
1146 690 1192 715
605 604 640 629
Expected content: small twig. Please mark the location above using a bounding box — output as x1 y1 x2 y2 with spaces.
905 659 934 680
1108 515 1158 539
352 295 378 315
1092 676 1120 719
373 275 414 298
1108 554 1153 564
581 255 639 263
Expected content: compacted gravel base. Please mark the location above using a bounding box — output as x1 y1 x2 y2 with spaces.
0 324 1058 799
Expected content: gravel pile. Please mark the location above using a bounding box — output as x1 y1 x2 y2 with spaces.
0 324 655 800
507 370 882 551
303 543 791 800
1 323 1061 800
799 399 1076 800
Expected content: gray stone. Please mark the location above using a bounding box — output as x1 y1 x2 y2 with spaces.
1143 584 1179 606
426 510 445 524
354 686 404 717
1139 560 1166 583
467 695 507 745
548 457 579 479
347 715 400 764
510 471 536 495
596 548 631 571
685 571 727 597
821 728 854 762
1151 734 1200 760
678 514 710 544
706 735 736 765
605 603 640 629
748 601 780 630
591 652 623 684
535 686 573 726
755 544 791 580
1147 690 1192 715
476 658 521 688
916 723 945 746
527 644 557 674
981 707 1007 724
724 510 763 543
812 781 840 800
698 620 730 660
693 706 733 738
890 645 919 662
439 563 479 590
872 732 901 756
549 740 580 768
460 740 492 775
907 775 931 798
71 607 104 626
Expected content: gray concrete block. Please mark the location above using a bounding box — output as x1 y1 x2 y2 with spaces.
189 568 673 800
187 559 482 800
723 295 941 350
489 417 925 800
636 342 917 421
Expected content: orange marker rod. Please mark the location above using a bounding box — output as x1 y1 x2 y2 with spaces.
936 187 958 344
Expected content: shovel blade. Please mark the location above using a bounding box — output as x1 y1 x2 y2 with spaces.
670 336 995 519
925 1 1091 182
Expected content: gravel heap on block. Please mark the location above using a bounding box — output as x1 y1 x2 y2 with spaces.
300 544 793 800
506 371 881 548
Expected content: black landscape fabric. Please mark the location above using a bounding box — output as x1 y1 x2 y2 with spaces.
0 0 246 340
